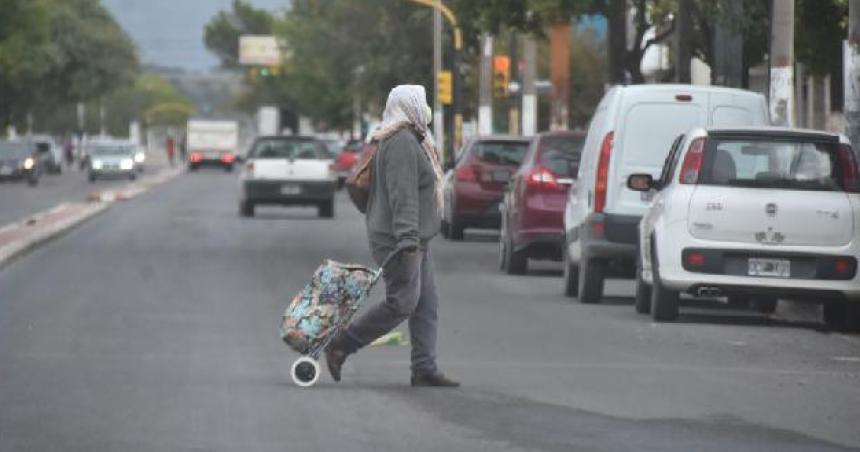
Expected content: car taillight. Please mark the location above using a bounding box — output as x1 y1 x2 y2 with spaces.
679 137 706 184
837 144 860 193
594 132 613 213
685 251 706 267
221 153 235 163
456 165 477 182
834 258 853 276
526 166 559 190
190 152 203 163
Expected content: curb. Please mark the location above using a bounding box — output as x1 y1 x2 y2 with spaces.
0 202 110 270
0 167 183 270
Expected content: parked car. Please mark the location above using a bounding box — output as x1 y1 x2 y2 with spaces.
0 140 40 186
563 85 769 302
30 135 63 174
239 136 337 218
441 135 532 240
500 131 585 274
88 143 138 182
628 127 860 330
333 139 363 187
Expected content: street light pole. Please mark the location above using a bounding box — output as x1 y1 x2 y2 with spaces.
405 0 462 165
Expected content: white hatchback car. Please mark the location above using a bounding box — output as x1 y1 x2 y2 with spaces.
239 136 337 218
629 127 860 331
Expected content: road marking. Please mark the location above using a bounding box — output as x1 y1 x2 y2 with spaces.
832 356 860 363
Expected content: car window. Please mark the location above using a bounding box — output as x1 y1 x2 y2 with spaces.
539 136 584 178
659 134 685 188
701 137 844 191
621 103 703 167
251 139 325 159
471 141 529 166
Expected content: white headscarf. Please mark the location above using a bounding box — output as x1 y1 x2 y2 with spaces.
372 85 445 215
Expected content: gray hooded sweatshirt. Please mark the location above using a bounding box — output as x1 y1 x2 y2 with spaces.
365 127 441 252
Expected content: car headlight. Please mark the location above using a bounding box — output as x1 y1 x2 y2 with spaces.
120 158 134 170
92 160 103 170
134 152 145 163
22 158 35 170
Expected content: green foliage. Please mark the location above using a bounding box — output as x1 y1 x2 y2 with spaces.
796 0 848 76
204 0 277 68
0 0 139 132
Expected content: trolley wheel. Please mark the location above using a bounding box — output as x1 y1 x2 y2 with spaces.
290 356 321 387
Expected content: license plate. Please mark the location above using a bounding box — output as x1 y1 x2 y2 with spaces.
280 184 301 195
748 258 790 278
0 166 12 176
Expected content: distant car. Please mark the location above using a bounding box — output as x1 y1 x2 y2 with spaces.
333 139 363 187
88 143 138 182
239 136 337 218
441 135 532 240
563 85 769 303
630 127 860 331
30 136 63 174
500 131 585 274
0 140 40 186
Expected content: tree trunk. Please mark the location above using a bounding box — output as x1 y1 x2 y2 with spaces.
607 0 627 85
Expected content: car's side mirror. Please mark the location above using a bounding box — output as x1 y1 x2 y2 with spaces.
627 174 656 192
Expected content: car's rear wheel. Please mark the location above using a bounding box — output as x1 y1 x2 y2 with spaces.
239 200 255 217
505 233 527 275
449 219 464 241
224 164 234 172
822 300 860 332
650 247 679 321
88 173 96 183
188 164 198 171
577 259 606 304
562 246 579 297
634 263 651 314
318 199 335 218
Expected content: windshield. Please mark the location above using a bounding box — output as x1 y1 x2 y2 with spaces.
701 138 845 191
539 136 585 177
0 143 31 159
250 139 326 159
472 140 529 166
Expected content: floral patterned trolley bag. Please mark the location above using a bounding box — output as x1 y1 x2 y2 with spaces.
279 250 401 387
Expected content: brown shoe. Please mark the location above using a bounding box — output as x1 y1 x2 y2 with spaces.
325 346 348 382
411 372 460 388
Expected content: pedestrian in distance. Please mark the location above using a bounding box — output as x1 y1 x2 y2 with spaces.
166 135 176 167
326 85 459 387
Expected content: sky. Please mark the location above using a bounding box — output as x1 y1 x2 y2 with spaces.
103 0 289 71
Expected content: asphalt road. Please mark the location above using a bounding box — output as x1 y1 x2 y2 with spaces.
0 164 135 226
0 170 858 452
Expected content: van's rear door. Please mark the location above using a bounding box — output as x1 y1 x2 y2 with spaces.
610 91 706 215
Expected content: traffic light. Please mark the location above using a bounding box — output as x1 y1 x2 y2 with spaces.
437 70 452 105
493 56 510 98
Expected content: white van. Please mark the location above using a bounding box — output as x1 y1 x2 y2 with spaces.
562 84 769 303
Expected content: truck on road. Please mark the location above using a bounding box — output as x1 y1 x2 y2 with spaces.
187 119 240 171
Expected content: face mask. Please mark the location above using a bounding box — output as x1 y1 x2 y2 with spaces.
424 105 433 125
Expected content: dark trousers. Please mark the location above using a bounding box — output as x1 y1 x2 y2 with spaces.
342 246 438 375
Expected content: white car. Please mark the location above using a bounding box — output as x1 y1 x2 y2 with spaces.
629 127 860 331
562 84 769 303
239 136 337 218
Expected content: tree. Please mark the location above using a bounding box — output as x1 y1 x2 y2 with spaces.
204 0 277 68
0 0 51 128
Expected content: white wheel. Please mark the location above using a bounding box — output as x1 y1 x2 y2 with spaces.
290 356 321 387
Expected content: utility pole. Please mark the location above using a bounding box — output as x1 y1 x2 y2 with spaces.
769 0 795 127
522 36 537 136
846 0 860 152
478 33 493 135
675 0 692 83
508 32 520 136
433 2 444 150
549 23 570 130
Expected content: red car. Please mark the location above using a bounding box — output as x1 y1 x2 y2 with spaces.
442 136 532 240
499 131 585 274
334 139 363 186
